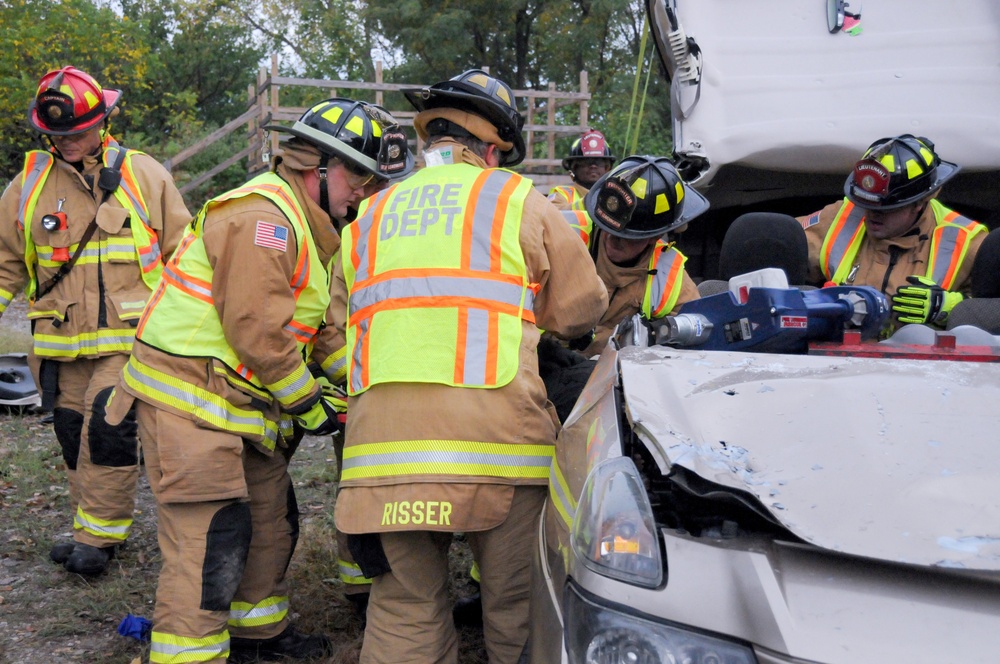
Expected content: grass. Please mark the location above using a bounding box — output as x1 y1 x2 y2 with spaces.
0 303 487 664
0 329 31 355
0 420 487 664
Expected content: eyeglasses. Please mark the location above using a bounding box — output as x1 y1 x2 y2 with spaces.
337 158 376 190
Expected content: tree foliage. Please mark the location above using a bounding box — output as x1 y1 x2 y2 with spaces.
0 0 150 177
1 0 673 203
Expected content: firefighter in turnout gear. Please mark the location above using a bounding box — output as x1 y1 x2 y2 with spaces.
309 109 416 624
547 129 616 211
574 155 707 357
104 98 400 663
329 69 608 663
0 66 190 575
797 134 987 332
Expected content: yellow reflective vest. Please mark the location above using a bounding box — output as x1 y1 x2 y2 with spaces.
642 239 688 318
342 164 537 395
819 198 986 289
125 173 329 446
17 140 165 302
561 209 594 247
548 183 586 210
559 210 686 319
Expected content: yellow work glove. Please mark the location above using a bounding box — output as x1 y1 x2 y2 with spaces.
293 379 347 435
891 275 964 326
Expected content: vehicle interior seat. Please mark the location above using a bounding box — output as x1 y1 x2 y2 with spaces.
697 211 814 297
946 300 1000 334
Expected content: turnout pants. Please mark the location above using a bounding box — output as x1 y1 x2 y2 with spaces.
334 434 372 597
137 401 299 664
361 485 546 664
42 354 139 548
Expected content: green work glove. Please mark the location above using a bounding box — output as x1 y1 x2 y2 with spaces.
891 275 964 326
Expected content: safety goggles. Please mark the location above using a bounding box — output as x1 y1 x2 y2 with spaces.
337 158 377 190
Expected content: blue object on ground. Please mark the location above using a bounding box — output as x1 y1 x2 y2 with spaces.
118 614 152 642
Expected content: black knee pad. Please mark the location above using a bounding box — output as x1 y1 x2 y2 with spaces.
201 502 253 612
281 483 300 576
53 408 83 471
88 387 139 467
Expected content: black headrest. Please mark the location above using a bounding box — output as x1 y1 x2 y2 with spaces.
719 212 809 285
971 229 1000 298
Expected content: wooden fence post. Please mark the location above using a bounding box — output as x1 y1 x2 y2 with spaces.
547 82 556 173
526 95 535 164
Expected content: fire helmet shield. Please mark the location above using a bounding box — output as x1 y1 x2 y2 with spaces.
585 155 709 239
28 66 121 136
844 134 960 210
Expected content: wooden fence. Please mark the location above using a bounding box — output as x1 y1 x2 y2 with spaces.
164 54 591 196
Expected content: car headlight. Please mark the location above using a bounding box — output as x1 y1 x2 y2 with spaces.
565 582 758 664
571 456 662 588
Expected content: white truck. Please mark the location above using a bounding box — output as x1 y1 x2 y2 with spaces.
646 0 1000 279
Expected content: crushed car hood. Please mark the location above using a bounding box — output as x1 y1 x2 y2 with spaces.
618 346 1000 571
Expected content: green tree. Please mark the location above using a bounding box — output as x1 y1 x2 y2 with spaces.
0 0 151 179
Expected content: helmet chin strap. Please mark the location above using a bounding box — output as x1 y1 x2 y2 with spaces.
318 155 333 217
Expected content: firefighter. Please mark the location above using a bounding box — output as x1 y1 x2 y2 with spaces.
797 134 987 332
329 69 608 663
0 66 190 575
104 98 397 663
547 129 616 211
572 155 707 357
309 112 416 624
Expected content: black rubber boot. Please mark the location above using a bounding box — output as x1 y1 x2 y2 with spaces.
346 591 370 628
49 541 76 564
63 543 115 576
452 592 483 628
229 625 332 662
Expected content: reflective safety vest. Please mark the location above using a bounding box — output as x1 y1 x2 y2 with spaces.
127 173 329 446
17 139 165 302
642 240 688 318
342 164 537 395
561 209 594 248
548 183 585 210
559 211 686 319
819 198 986 289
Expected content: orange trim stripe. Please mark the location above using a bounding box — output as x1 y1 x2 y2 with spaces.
349 296 533 326
119 165 145 214
485 310 499 385
352 266 526 289
937 229 966 289
136 280 167 337
454 308 469 383
286 320 318 336
136 233 199 336
359 322 370 388
821 207 852 273
462 172 491 270
349 223 363 273
490 176 520 271
292 247 310 299
364 191 393 276
162 270 214 305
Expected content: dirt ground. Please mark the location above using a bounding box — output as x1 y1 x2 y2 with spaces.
0 297 485 664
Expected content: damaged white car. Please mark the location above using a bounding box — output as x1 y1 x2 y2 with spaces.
528 279 1000 664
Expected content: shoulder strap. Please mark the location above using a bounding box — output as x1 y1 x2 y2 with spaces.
34 148 129 300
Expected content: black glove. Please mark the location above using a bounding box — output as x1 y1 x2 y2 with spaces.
566 329 596 352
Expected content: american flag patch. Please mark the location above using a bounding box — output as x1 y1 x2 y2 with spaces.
254 221 288 251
